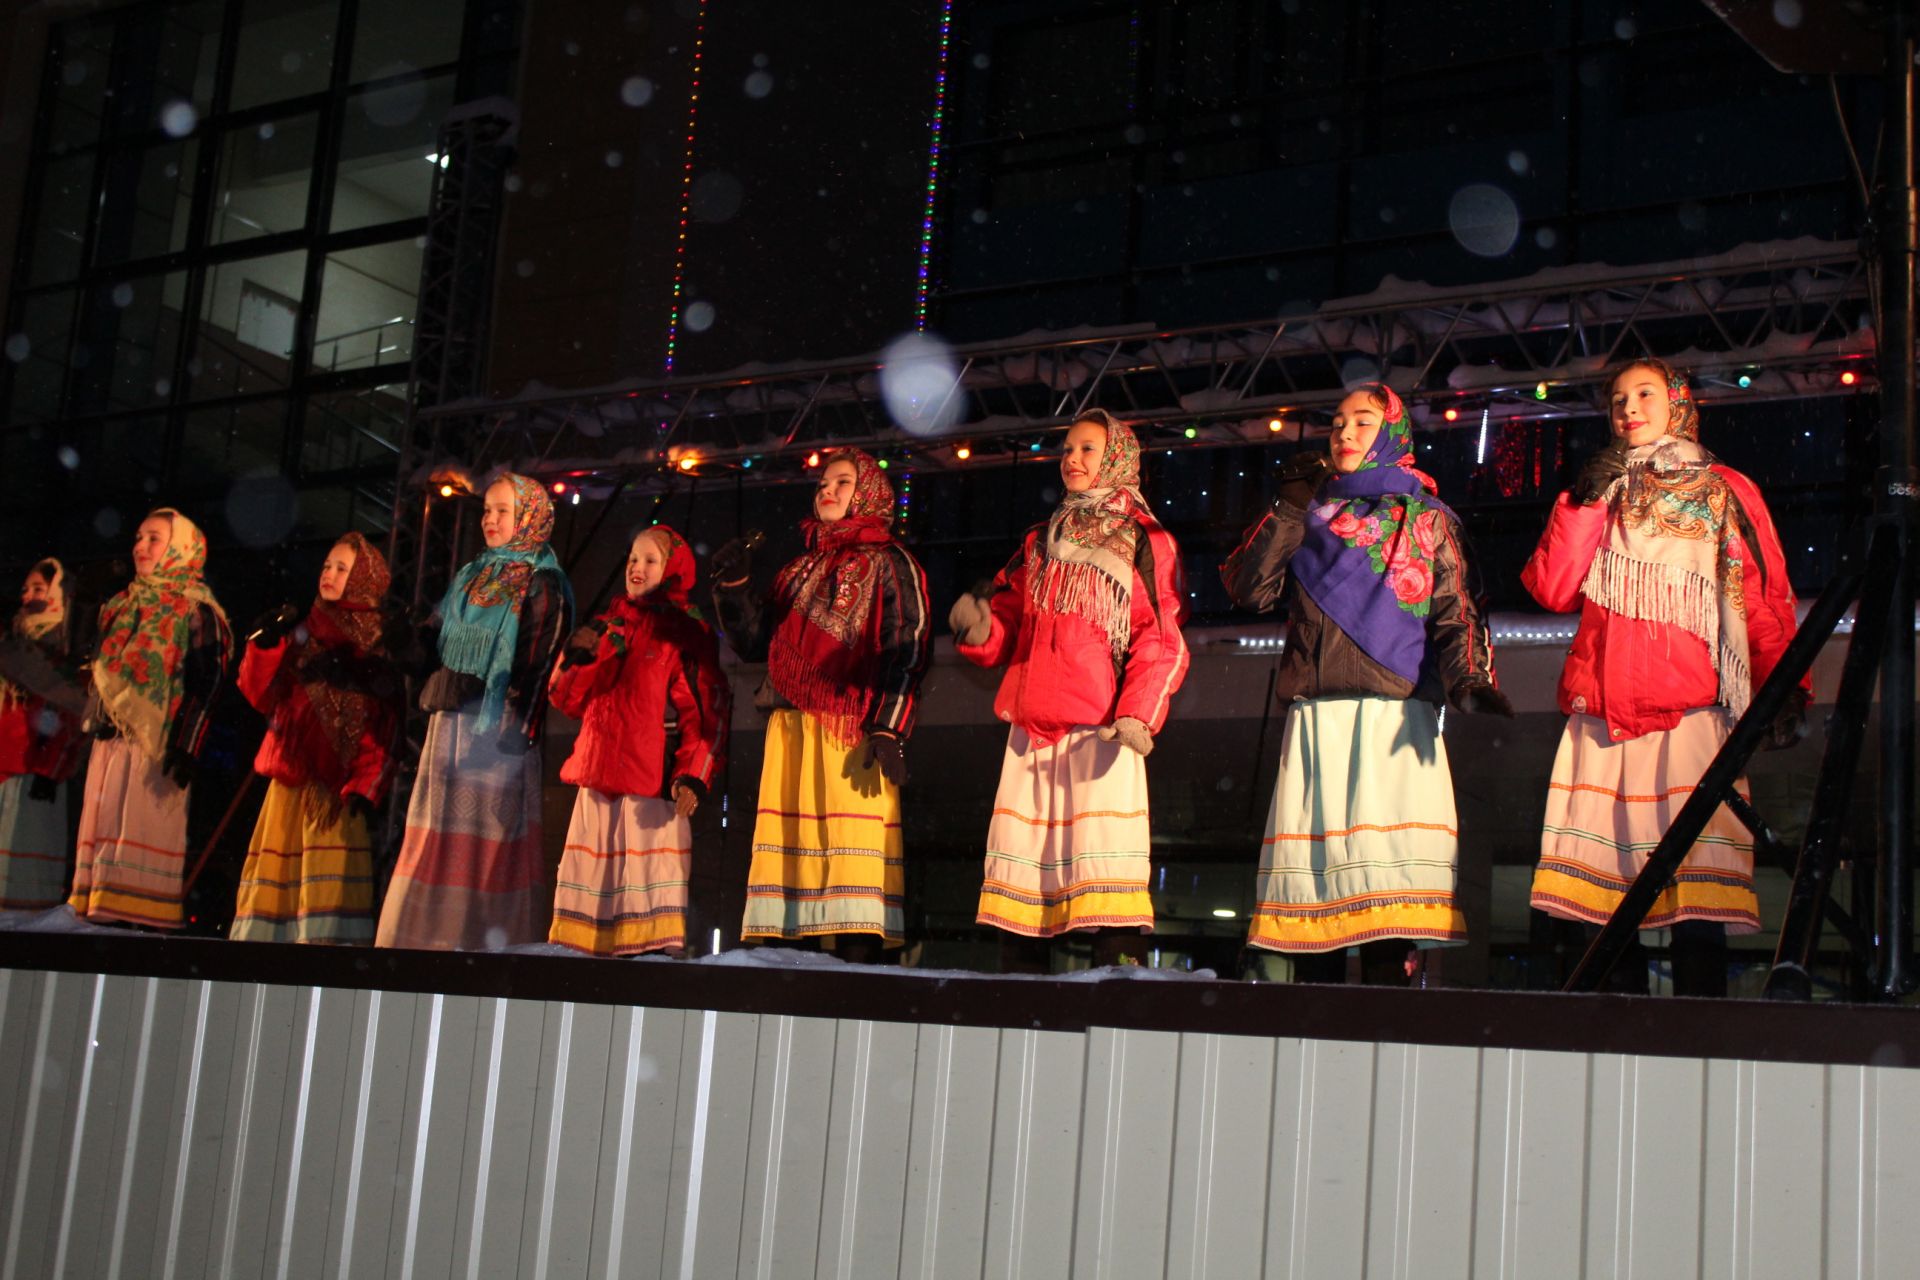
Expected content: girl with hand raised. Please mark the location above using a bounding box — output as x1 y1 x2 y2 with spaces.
1222 384 1505 983
547 525 728 957
230 533 400 943
949 408 1190 969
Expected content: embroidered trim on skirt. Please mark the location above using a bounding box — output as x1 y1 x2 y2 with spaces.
550 789 691 956
0 774 69 910
376 712 546 951
1249 696 1466 953
1531 708 1759 933
229 779 374 944
975 726 1153 938
744 708 903 945
69 736 191 929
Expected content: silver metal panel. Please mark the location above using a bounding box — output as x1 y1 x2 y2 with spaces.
588 1004 689 1279
321 986 421 1280
812 1017 919 1280
980 1027 1086 1280
520 998 615 1280
738 1013 839 1279
1471 1047 1594 1279
1266 1037 1377 1278
7 968 1920 1280
1073 1027 1181 1280
1163 1032 1276 1280
661 1007 763 1279
897 1023 1002 1280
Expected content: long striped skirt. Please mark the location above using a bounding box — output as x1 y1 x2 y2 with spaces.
1531 709 1759 933
68 737 192 929
376 712 546 951
1249 696 1466 953
0 774 69 910
229 779 375 944
550 789 692 957
743 709 903 946
975 726 1153 938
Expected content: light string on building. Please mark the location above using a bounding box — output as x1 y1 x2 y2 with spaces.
663 0 709 375
912 0 954 330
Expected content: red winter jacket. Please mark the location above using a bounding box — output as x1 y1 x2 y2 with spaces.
1521 466 1807 741
239 641 399 804
548 596 729 798
957 522 1190 746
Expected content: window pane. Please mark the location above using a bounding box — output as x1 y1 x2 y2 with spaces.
311 239 420 372
25 154 95 286
302 383 406 475
213 113 320 244
350 3 464 83
193 250 308 399
47 19 115 152
331 74 455 231
70 272 190 415
92 139 199 267
231 0 339 110
4 290 78 423
73 415 171 497
108 1 224 138
180 398 288 476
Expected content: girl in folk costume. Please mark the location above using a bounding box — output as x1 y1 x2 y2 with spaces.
0 560 85 910
547 525 730 957
377 473 573 951
710 448 930 959
948 409 1190 968
70 509 233 929
1523 359 1805 996
1221 384 1508 984
230 533 401 944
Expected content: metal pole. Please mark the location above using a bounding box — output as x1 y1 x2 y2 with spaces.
1874 11 1916 998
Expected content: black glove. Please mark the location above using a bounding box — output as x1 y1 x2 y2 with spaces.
496 730 531 758
1763 688 1810 751
559 621 607 670
343 792 378 826
161 746 197 790
861 730 908 787
248 602 303 648
1570 440 1633 507
710 537 754 587
1276 451 1332 511
27 774 57 802
418 668 484 713
1449 680 1515 718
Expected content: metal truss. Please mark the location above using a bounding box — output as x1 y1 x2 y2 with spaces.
412 236 1875 492
385 105 516 612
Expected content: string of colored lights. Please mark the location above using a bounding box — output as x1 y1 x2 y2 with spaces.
912 0 954 330
663 0 709 375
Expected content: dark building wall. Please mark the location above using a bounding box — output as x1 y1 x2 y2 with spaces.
936 0 1863 338
489 0 948 395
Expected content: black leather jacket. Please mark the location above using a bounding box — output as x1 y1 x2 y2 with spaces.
1220 496 1495 708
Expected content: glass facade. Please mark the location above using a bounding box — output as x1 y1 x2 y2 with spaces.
0 0 517 584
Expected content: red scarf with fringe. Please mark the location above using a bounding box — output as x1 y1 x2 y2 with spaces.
767 449 899 746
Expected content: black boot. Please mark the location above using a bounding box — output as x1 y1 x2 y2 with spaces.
1668 920 1728 997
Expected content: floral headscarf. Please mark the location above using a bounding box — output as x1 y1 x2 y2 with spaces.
768 448 909 744
437 472 573 731
2 559 69 712
295 532 394 777
1289 384 1456 686
93 509 233 761
1027 413 1162 660
1583 360 1755 717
